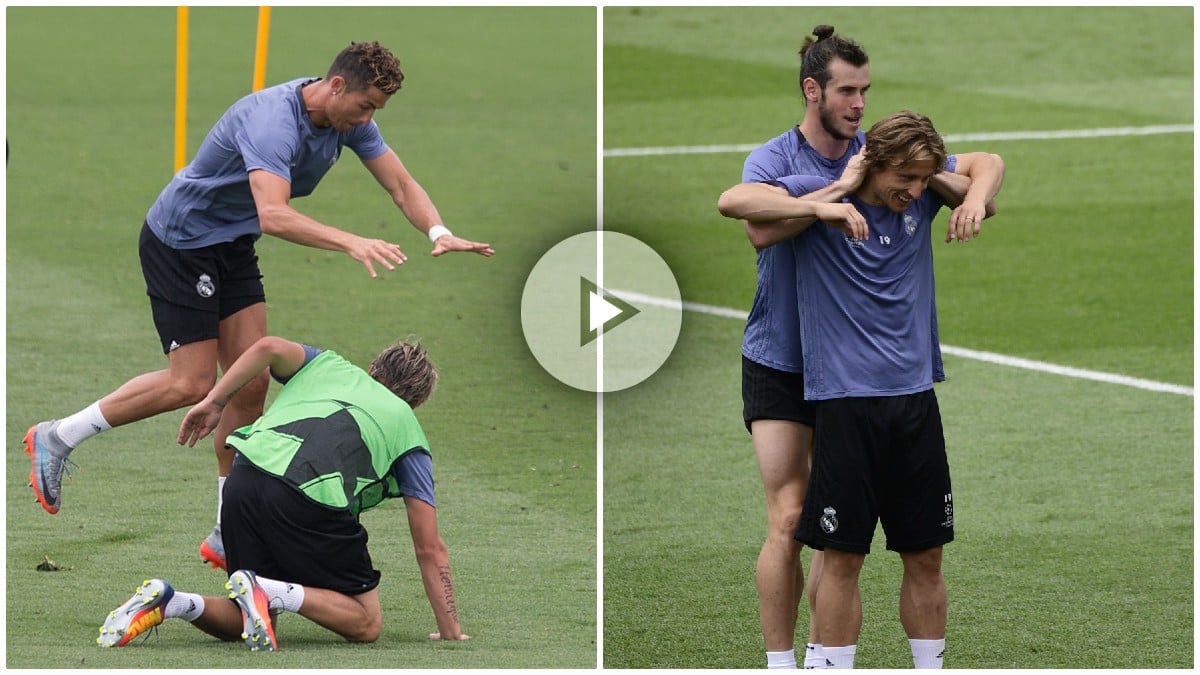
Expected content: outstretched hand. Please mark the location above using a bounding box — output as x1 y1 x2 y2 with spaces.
348 236 408 277
431 234 494 258
178 400 225 448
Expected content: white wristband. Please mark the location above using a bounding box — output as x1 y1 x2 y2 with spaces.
427 224 452 243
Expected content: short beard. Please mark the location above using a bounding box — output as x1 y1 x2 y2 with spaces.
817 94 855 142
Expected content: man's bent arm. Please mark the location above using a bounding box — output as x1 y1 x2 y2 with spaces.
177 336 307 447
249 169 408 277
725 151 865 249
930 152 1004 242
953 152 1005 212
405 496 467 640
719 181 868 248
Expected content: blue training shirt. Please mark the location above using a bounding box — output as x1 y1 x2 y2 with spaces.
772 175 948 399
267 344 437 508
146 77 390 249
740 128 866 372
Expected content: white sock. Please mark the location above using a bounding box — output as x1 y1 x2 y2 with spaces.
254 575 306 613
54 401 111 450
803 643 825 668
766 648 797 669
216 476 226 530
164 591 205 622
822 645 856 669
910 638 944 669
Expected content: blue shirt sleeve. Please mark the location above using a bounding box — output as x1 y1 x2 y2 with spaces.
390 449 436 508
346 120 389 162
236 101 302 181
743 144 790 183
270 344 324 384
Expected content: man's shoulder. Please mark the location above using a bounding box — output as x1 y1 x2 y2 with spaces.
226 79 310 133
749 128 801 157
743 128 801 181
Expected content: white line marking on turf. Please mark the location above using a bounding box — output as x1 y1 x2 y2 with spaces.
603 124 1194 157
610 289 1194 397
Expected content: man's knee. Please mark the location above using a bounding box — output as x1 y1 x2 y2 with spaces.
168 373 217 407
901 547 944 583
766 503 804 544
345 612 382 643
823 549 866 580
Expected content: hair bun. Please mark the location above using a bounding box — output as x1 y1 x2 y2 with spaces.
812 25 835 40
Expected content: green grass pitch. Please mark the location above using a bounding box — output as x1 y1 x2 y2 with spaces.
602 6 1192 669
6 5 1194 670
6 7 596 669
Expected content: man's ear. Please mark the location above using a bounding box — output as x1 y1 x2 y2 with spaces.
802 77 821 104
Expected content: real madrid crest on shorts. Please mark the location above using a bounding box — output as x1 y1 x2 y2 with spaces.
819 506 839 534
196 273 215 298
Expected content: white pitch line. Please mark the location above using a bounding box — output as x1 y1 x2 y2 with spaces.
603 123 1194 158
610 289 1194 397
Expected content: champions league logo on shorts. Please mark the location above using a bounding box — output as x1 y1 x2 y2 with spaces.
819 506 839 534
195 273 215 298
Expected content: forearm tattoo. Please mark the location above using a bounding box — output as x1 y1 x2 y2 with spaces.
438 564 458 622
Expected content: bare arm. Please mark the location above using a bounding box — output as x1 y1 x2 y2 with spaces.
718 181 868 249
727 146 869 249
362 150 494 257
929 152 1005 242
405 496 469 640
177 336 307 447
249 169 408 276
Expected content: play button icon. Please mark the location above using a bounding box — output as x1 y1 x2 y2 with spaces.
521 231 681 392
581 278 640 347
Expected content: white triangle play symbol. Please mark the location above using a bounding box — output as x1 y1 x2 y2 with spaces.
590 291 624 332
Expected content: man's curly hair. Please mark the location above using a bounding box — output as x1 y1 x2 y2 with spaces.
328 41 404 95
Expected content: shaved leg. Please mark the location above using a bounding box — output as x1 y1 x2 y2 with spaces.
752 419 814 653
899 547 946 639
296 586 383 643
190 596 246 642
97 340 219 426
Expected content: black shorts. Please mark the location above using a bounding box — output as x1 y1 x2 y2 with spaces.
741 355 816 432
138 222 265 354
221 457 382 596
795 389 954 554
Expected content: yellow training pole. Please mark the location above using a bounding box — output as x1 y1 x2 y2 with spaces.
252 7 271 92
174 6 189 173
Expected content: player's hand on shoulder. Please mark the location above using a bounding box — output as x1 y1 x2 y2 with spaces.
837 147 868 192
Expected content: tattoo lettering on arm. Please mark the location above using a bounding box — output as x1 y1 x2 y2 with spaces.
438 564 458 622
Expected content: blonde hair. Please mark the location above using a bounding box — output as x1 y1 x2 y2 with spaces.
368 338 437 408
862 110 947 175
